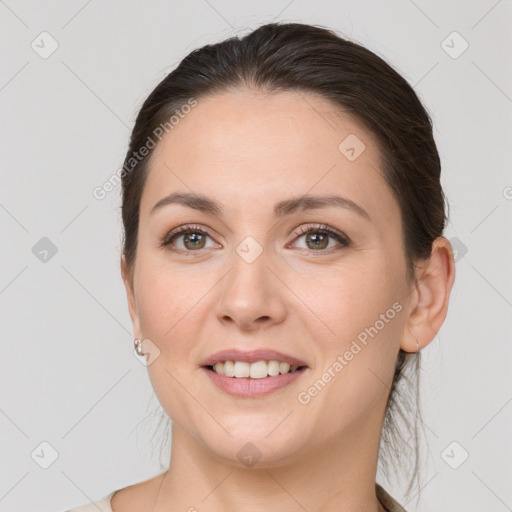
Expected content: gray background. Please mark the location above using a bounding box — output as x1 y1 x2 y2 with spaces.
1 1 511 511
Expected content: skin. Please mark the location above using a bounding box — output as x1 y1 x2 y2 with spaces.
117 89 456 512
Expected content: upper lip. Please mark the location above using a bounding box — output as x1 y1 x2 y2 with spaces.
201 349 308 368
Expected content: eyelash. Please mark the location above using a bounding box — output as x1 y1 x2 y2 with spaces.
160 223 351 256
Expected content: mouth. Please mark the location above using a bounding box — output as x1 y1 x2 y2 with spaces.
200 349 309 398
200 348 309 378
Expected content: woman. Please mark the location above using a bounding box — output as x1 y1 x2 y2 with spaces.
67 21 455 512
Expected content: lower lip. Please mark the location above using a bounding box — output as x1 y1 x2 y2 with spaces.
202 366 308 398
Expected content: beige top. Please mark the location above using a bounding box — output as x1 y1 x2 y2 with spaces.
65 483 407 511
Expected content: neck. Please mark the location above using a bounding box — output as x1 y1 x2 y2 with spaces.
152 419 387 512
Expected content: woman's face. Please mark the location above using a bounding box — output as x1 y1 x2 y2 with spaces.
123 89 414 466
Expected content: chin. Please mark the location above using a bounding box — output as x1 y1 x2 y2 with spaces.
198 421 308 467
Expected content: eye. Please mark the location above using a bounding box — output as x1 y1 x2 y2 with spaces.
160 223 350 255
160 224 218 253
288 224 350 253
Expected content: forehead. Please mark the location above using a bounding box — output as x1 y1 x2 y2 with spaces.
140 89 400 229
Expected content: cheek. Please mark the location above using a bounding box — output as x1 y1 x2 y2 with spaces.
134 258 213 388
295 256 402 345
136 265 208 433
135 257 201 340
294 262 404 420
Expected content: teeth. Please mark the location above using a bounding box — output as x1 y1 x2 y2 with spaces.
211 360 303 378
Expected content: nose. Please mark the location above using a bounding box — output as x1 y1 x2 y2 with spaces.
214 248 287 332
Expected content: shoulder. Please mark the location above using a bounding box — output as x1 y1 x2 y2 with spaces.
376 483 408 512
66 472 166 512
65 490 119 511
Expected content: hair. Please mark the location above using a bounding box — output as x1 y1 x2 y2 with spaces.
121 22 449 503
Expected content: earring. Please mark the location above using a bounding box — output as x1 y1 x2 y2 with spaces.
415 339 420 353
134 338 144 356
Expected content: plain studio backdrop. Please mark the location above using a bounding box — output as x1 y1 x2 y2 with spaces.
1 1 511 511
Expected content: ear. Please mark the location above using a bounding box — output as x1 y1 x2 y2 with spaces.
400 236 456 352
120 254 142 338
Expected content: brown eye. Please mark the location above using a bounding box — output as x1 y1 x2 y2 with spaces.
304 232 330 250
290 224 350 253
161 225 217 253
180 232 207 250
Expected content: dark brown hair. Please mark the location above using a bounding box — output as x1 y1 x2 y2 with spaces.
121 21 448 501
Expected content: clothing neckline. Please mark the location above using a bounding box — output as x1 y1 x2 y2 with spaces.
108 482 405 511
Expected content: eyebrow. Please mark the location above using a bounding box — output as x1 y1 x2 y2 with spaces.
150 192 371 221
